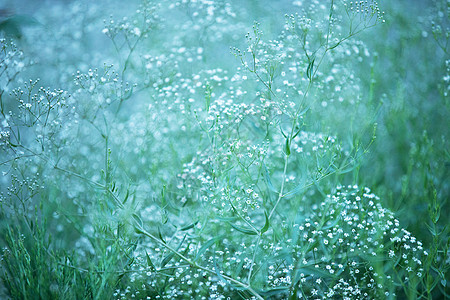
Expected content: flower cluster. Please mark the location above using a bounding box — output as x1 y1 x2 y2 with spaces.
344 0 385 25
257 185 426 299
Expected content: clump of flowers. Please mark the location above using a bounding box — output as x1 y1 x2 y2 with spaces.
274 185 426 299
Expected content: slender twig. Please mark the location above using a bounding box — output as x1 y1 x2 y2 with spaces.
247 234 261 284
268 154 289 220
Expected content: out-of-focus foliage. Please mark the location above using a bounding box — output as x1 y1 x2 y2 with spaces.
0 0 448 299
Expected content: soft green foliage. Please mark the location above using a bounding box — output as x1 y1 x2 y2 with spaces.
0 0 448 299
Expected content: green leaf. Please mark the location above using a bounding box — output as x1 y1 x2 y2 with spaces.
161 185 167 208
161 252 175 268
284 182 306 199
263 163 277 193
285 137 291 156
132 213 143 228
280 127 287 138
182 242 191 257
161 209 168 224
229 223 258 235
145 251 156 270
229 200 239 215
321 219 341 232
180 221 198 231
306 57 315 80
258 287 290 297
232 255 246 278
161 235 186 268
337 164 357 174
260 211 270 234
195 236 222 261
117 272 126 282
425 223 437 236
122 188 129 204
157 227 166 244
134 225 144 234
216 216 238 222
393 253 402 267
213 255 228 285
292 127 302 139
289 284 299 300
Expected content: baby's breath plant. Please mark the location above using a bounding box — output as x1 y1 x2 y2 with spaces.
0 0 448 299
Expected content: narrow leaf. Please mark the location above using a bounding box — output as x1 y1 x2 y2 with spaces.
284 182 306 199
285 137 291 156
145 251 155 270
134 225 144 234
280 127 287 138
157 227 166 244
122 188 130 204
229 223 258 235
306 58 315 80
182 242 191 257
127 257 135 267
132 213 143 228
180 221 198 231
195 236 222 261
338 164 357 174
213 254 228 284
229 200 239 215
216 216 238 222
260 211 270 234
292 127 302 139
161 185 167 208
161 235 186 268
258 287 290 297
263 164 277 193
161 252 175 268
161 209 168 224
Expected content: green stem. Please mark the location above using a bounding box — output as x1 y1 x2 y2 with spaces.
268 154 289 220
136 226 264 300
